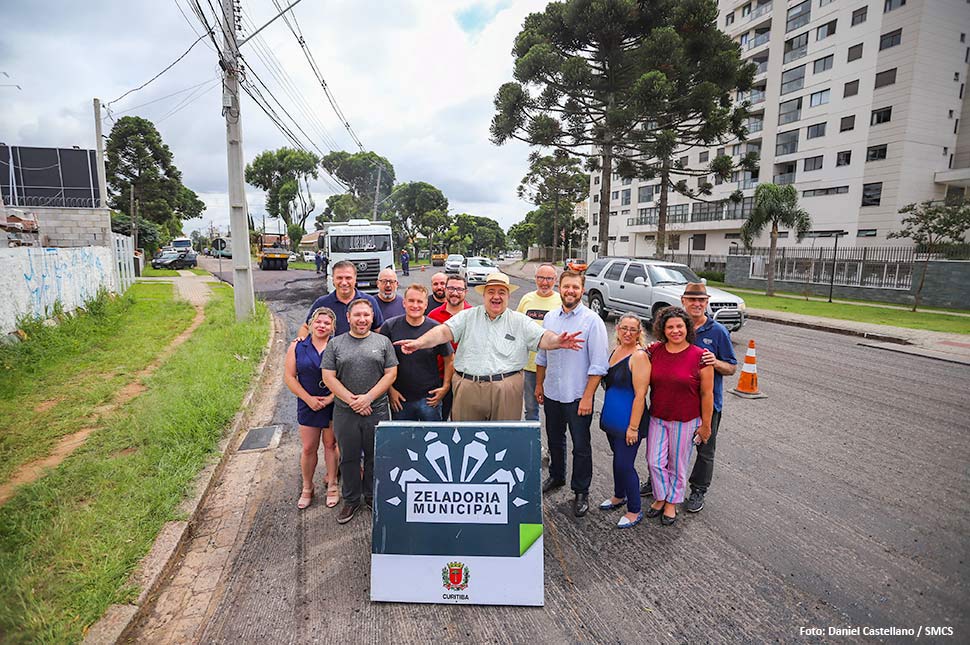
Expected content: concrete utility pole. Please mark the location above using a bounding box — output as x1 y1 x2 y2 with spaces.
372 164 382 221
92 99 109 209
221 0 256 321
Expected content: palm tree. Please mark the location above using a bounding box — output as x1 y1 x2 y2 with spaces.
740 183 812 296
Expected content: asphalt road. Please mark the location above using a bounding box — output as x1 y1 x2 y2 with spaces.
193 258 970 644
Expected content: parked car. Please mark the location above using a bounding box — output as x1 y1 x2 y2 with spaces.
151 251 196 270
303 250 317 263
460 256 501 285
444 254 465 273
432 252 448 266
288 252 299 263
565 258 588 272
583 257 746 331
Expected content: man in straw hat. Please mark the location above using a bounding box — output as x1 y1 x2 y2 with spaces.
641 281 737 513
394 273 585 422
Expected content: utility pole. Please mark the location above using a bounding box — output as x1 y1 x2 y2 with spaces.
221 0 256 321
130 187 138 252
372 164 382 221
92 99 109 209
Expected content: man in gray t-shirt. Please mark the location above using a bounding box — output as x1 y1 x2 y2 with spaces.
322 299 398 524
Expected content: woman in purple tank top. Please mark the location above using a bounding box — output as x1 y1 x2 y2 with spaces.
644 307 713 526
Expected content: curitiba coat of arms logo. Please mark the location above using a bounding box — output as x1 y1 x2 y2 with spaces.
442 561 470 591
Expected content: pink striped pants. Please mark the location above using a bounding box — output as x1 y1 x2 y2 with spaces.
647 416 701 504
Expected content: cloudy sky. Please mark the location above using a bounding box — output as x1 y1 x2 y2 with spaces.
1 0 551 235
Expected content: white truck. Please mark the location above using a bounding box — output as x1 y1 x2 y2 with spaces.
318 219 395 294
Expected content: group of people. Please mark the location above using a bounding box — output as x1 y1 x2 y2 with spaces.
285 258 736 529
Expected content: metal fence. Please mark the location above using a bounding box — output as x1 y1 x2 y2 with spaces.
112 233 135 293
659 253 727 274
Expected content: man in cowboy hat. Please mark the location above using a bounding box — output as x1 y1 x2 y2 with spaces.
640 281 737 513
394 273 585 421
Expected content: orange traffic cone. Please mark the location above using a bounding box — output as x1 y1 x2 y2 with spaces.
730 339 767 399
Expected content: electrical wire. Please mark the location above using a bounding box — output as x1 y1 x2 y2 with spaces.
106 33 209 107
156 78 222 123
109 77 219 117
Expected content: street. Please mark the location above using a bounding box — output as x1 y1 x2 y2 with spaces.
135 258 970 644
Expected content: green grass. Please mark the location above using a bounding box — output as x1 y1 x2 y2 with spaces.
736 292 970 334
287 261 316 271
188 268 209 276
0 284 269 644
0 284 195 484
140 266 179 277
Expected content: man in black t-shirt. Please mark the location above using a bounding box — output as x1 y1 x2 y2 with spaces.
380 284 454 421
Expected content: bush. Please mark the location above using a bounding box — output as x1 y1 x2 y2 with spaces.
697 270 724 283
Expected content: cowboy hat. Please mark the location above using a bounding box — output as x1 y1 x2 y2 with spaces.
474 272 519 294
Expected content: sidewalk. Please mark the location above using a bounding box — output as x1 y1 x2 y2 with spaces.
501 260 970 366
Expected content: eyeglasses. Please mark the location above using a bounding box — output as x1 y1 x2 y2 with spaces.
535 276 556 282
378 279 398 284
618 326 640 334
446 286 467 293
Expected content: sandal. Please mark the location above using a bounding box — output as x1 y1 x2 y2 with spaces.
326 483 340 508
297 487 314 510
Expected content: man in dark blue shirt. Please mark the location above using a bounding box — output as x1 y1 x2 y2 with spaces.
301 260 383 337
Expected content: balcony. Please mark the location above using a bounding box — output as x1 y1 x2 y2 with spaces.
746 32 770 51
773 172 796 185
752 60 769 76
747 2 773 23
783 45 808 64
739 178 760 190
748 118 764 134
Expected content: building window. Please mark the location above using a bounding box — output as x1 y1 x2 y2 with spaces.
844 80 859 97
621 177 632 185
804 185 849 197
866 144 888 161
611 190 619 200
619 235 630 243
692 234 707 251
776 129 800 155
787 1 812 32
848 43 864 62
857 229 877 237
880 28 902 50
717 147 725 157
679 155 688 167
725 232 741 240
594 175 600 184
699 151 709 163
807 122 827 139
781 65 807 95
874 68 897 89
784 32 810 64
610 211 617 217
777 231 790 239
778 97 803 125
871 106 892 125
862 182 883 206
810 89 831 106
851 6 868 25
955 118 961 134
621 189 631 205
836 150 852 166
840 115 856 131
804 155 823 171
813 54 834 73
884 0 905 12
816 20 837 41
638 185 653 203
668 235 680 251
725 12 735 26
593 194 599 203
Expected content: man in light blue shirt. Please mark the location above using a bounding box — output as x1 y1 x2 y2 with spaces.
535 270 610 517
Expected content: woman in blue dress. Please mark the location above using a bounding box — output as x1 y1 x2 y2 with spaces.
285 306 338 509
598 313 651 528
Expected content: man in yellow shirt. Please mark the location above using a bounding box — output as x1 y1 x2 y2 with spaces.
516 263 561 422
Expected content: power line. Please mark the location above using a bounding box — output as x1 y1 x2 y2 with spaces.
106 32 209 107
156 78 222 123
109 77 219 117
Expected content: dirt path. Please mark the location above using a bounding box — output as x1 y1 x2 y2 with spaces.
0 275 215 506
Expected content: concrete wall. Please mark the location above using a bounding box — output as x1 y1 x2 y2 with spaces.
0 246 119 334
32 206 112 247
726 255 970 310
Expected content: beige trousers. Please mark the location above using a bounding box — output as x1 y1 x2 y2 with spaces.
450 371 524 422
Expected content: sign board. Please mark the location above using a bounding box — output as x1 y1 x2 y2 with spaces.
370 421 543 606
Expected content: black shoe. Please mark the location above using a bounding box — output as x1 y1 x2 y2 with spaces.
661 512 677 526
639 480 652 497
336 502 360 524
573 493 589 518
645 504 664 519
685 490 705 513
363 495 374 509
542 477 565 494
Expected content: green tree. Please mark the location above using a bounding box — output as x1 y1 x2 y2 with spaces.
321 150 395 215
517 150 588 262
618 0 755 257
419 208 453 256
245 147 321 231
491 0 662 258
287 222 306 251
889 198 970 311
508 220 536 255
740 183 812 297
105 116 202 233
110 211 161 255
315 193 366 228
388 182 449 257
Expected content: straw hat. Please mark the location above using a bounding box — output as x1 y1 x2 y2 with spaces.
474 272 519 295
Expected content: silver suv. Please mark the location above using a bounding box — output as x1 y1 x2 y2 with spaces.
583 257 746 331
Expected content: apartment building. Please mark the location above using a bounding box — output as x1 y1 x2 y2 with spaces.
587 0 970 258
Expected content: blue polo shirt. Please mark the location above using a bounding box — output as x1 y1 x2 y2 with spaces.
306 289 384 336
376 294 405 320
693 317 737 412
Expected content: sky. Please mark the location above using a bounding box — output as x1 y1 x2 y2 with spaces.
0 0 548 236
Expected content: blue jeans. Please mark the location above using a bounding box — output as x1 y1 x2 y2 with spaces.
608 434 643 513
394 398 441 422
543 398 593 494
523 370 539 421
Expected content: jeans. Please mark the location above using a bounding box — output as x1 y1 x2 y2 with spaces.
440 389 453 422
543 398 593 494
522 370 539 421
688 409 722 495
394 397 442 422
608 434 642 513
333 404 388 505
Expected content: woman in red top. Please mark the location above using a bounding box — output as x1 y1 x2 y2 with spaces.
644 307 714 526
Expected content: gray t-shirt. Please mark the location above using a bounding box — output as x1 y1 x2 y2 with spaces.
321 332 399 411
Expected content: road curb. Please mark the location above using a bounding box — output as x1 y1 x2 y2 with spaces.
745 312 911 345
82 310 284 645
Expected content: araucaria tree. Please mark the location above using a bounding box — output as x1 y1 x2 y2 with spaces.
740 183 812 296
517 150 589 262
245 147 321 234
889 198 970 311
106 116 204 237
